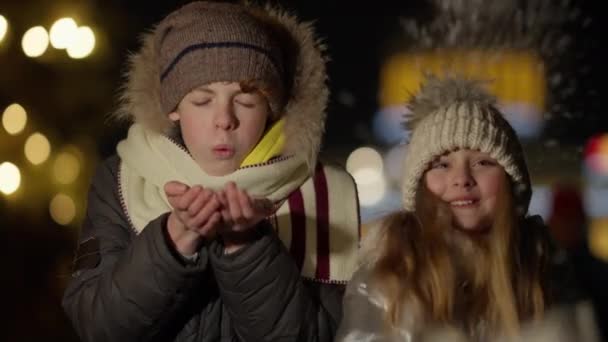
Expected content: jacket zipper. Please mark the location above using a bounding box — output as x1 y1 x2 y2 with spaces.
117 160 140 234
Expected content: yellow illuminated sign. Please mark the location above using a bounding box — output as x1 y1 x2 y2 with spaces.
379 49 546 112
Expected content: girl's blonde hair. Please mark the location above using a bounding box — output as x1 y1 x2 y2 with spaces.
370 171 550 338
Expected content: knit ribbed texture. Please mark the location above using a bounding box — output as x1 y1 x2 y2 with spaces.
401 100 531 215
155 1 285 114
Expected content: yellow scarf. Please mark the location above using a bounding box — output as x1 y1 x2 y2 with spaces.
241 118 286 167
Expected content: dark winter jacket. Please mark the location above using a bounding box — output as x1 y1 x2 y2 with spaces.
63 156 345 341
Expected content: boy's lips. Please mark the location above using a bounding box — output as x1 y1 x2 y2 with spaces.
212 144 235 159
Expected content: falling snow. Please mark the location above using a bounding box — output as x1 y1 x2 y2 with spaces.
398 0 595 151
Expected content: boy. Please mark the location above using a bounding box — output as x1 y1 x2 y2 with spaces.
62 2 360 341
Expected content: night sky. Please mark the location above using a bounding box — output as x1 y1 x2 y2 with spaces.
1 0 605 154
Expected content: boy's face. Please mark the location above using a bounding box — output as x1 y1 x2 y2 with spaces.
169 81 270 176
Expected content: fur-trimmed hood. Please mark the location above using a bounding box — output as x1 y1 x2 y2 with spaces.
113 3 328 170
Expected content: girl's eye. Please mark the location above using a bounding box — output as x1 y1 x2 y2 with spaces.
431 161 448 169
476 159 497 167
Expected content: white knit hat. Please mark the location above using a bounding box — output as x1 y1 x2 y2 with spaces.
401 75 531 215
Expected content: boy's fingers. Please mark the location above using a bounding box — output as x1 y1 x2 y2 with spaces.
174 210 189 226
187 189 212 216
177 186 202 210
165 182 189 209
200 212 221 237
216 190 228 206
166 194 180 208
190 195 221 228
220 205 232 228
238 190 254 219
164 181 189 196
226 183 243 222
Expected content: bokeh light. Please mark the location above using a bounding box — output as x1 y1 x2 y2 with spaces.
0 15 8 43
49 17 78 49
67 26 95 59
589 218 608 262
352 168 387 206
24 132 51 165
21 26 49 57
372 106 409 146
0 162 21 195
347 147 387 206
346 147 384 175
2 103 27 135
529 185 553 221
53 150 80 184
384 144 406 185
584 133 608 175
49 193 76 225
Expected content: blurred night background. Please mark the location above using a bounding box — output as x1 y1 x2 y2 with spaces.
1 0 607 340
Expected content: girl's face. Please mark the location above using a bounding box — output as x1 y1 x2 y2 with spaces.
424 149 507 232
169 81 270 176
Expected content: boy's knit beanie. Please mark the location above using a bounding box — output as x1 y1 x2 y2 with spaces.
155 1 286 114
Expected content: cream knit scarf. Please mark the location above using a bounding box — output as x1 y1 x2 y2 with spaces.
117 124 359 283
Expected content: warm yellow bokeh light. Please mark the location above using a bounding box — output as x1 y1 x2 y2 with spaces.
67 26 95 59
22 26 49 57
589 218 608 262
53 151 80 184
50 193 76 225
0 15 8 43
2 103 27 135
0 162 21 195
24 132 51 165
50 17 78 49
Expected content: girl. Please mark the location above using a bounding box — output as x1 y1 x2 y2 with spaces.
336 75 553 341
